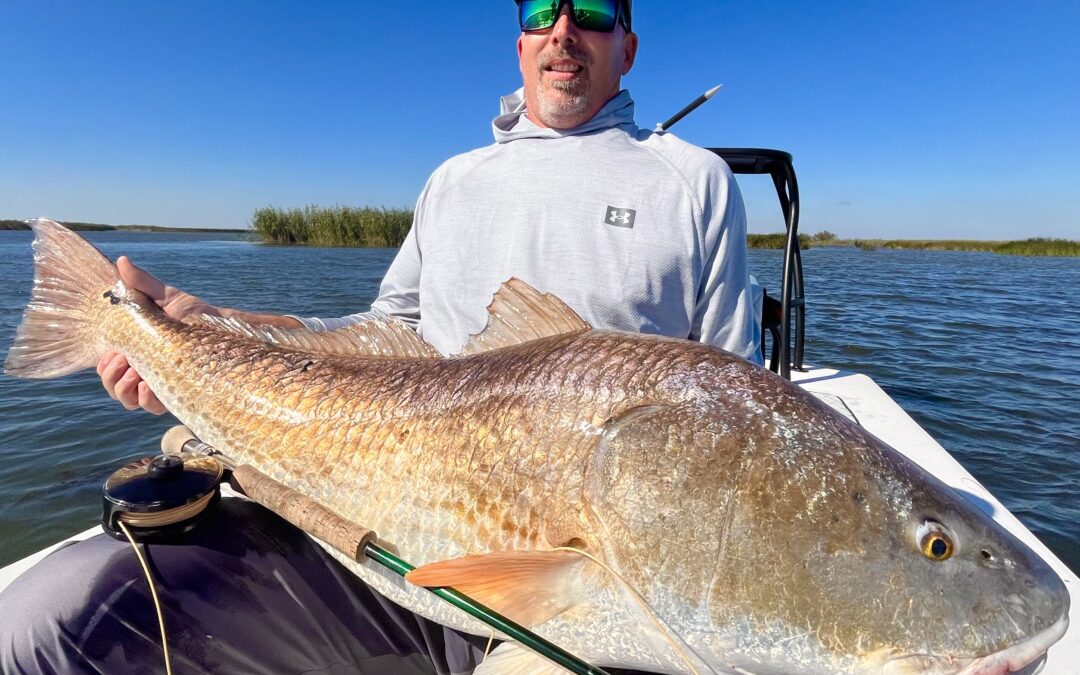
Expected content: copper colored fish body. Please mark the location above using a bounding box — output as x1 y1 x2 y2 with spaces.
5 220 1070 674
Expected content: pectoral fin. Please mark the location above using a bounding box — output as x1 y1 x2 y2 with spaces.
405 549 585 627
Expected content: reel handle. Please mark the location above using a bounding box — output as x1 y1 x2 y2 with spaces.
162 426 217 457
161 426 377 561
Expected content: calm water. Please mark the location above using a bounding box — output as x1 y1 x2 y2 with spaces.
0 230 1077 572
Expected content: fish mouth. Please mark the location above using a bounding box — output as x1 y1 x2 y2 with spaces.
876 613 1069 674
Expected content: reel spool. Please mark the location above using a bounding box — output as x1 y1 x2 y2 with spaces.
102 453 225 542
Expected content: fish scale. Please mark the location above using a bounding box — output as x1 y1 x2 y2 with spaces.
118 318 706 654
4 219 1071 674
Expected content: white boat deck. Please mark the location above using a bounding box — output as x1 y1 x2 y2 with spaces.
1 365 1076 673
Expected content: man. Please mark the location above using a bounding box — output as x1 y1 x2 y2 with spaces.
98 0 759 414
3 2 758 673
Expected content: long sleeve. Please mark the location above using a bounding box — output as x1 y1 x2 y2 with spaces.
689 169 763 365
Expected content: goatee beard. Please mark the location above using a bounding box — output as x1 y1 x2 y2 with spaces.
537 84 588 123
535 49 590 126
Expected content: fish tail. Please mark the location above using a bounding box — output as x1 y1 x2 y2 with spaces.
4 218 119 379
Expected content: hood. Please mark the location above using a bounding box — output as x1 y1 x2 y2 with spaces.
492 88 638 143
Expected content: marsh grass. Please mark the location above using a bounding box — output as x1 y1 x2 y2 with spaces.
992 238 1080 257
747 233 813 249
251 206 412 247
882 240 1002 252
805 233 1079 257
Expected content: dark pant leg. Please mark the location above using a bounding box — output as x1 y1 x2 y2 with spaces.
0 499 489 675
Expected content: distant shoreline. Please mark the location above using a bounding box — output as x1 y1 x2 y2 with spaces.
749 233 1079 257
3 218 1076 257
0 220 247 234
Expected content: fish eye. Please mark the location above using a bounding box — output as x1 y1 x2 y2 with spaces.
916 520 955 561
922 533 952 560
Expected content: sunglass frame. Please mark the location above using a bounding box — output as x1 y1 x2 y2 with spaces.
517 0 631 34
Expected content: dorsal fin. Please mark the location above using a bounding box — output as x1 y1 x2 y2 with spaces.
455 278 591 356
336 320 441 358
195 315 439 359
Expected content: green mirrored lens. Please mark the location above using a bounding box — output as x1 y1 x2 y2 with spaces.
568 0 618 31
519 1 557 31
518 0 621 32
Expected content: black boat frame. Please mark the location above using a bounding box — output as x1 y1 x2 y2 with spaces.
709 148 806 379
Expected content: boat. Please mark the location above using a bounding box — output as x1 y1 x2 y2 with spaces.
1 149 1076 673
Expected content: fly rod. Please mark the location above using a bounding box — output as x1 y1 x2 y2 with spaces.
656 84 722 131
159 426 610 675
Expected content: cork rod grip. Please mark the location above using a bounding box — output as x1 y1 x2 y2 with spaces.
230 465 377 561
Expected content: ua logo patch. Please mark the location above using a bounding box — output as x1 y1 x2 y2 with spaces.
605 206 636 228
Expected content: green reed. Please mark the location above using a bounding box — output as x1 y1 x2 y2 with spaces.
881 240 1002 252
251 206 413 247
747 233 813 250
992 238 1080 257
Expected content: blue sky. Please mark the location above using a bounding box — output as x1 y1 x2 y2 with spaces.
2 1 1077 239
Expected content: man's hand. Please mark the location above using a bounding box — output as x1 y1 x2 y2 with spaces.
97 352 168 414
97 256 219 415
117 255 220 322
97 257 303 415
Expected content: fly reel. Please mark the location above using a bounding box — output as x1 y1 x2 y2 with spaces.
102 452 225 542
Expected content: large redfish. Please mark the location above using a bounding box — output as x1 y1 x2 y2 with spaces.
4 219 1070 674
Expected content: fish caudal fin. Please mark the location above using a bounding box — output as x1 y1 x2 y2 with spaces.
4 219 119 379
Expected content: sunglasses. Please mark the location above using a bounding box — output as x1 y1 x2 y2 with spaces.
517 0 632 34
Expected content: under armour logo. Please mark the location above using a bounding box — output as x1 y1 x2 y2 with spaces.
605 206 636 228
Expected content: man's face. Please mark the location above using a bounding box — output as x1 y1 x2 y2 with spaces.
517 4 638 129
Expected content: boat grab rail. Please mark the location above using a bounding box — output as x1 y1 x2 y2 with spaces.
709 148 806 378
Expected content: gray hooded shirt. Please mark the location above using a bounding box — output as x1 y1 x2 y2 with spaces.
300 89 761 364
